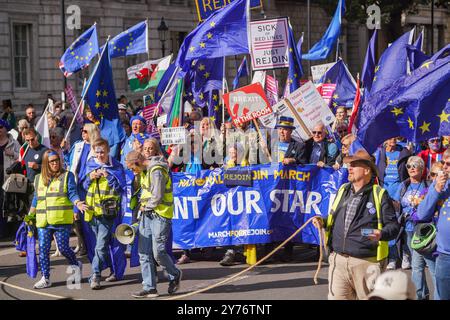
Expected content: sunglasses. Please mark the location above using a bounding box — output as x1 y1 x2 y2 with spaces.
0 126 4 129
81 129 88 134
49 159 59 164
442 161 450 167
430 172 438 177
312 131 323 135
406 164 419 169
429 138 440 143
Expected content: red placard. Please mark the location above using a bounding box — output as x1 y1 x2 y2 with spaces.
223 83 272 126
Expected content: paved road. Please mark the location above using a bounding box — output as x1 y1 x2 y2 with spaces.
0 238 329 300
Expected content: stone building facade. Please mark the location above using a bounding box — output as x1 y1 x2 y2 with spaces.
0 0 448 114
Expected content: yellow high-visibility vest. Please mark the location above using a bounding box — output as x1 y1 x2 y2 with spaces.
34 172 73 228
326 183 389 261
85 176 120 222
140 165 173 219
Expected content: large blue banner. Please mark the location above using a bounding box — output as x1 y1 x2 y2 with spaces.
172 164 348 249
195 0 262 22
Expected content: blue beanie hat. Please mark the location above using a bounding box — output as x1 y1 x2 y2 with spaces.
130 115 147 128
0 119 11 131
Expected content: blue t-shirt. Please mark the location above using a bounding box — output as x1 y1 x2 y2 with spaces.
278 142 289 162
394 182 428 232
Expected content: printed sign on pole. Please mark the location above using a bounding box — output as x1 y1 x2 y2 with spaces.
260 81 335 140
223 83 272 127
250 17 290 71
195 0 262 22
319 83 337 107
161 127 187 146
311 62 335 84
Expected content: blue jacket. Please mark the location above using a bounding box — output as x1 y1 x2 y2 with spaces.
417 180 450 255
83 156 126 194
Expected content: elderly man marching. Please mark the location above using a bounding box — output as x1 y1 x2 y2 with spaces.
129 145 182 298
314 149 400 300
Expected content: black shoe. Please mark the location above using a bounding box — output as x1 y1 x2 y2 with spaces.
132 289 159 299
168 270 182 295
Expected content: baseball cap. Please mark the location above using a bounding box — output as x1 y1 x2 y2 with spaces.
367 270 416 300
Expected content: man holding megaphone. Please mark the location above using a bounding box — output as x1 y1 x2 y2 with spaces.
124 148 182 299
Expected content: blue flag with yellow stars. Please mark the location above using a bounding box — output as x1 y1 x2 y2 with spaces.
184 58 224 108
208 89 221 127
302 0 345 60
357 48 450 153
84 41 126 147
59 24 99 77
319 58 356 109
154 62 178 103
232 56 248 90
285 22 304 95
105 20 148 59
26 225 38 278
361 29 378 92
176 0 250 71
369 29 414 96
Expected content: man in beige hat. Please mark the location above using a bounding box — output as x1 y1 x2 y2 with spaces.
314 149 400 300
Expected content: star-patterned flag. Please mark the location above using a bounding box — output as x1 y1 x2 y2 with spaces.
302 0 345 60
357 49 450 153
84 41 126 147
106 20 148 59
208 89 221 127
232 56 248 90
284 22 304 96
319 58 356 109
176 0 250 71
59 24 99 77
369 28 415 96
184 57 224 108
361 29 378 92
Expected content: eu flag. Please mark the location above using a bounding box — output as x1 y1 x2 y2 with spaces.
185 57 224 108
26 225 38 279
232 56 248 90
369 29 414 95
357 51 450 153
59 24 99 77
208 89 221 127
285 22 304 95
361 29 378 92
302 0 345 60
107 21 148 58
84 41 126 147
176 0 250 70
320 59 356 109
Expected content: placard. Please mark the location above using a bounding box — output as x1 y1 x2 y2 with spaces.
161 127 187 146
157 114 168 127
250 18 290 71
311 62 335 83
195 0 262 22
223 83 272 126
260 81 336 140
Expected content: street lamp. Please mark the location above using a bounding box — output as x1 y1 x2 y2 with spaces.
158 17 169 57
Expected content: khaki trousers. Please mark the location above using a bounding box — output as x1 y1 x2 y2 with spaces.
328 251 387 300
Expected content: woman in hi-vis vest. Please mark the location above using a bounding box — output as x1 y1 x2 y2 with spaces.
28 150 88 289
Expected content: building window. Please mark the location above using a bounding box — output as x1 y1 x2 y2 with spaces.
170 31 187 55
12 23 31 89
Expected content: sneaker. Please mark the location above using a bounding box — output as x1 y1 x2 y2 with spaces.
89 275 101 290
386 260 397 270
34 276 51 289
51 250 61 257
105 273 117 282
177 254 191 265
401 255 411 270
168 270 182 295
132 289 159 299
220 252 235 266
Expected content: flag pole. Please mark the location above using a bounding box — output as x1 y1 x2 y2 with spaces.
335 37 340 62
146 18 150 60
222 56 226 124
156 65 180 118
63 35 111 143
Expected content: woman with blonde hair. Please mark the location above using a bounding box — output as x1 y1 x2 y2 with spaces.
200 117 222 169
64 122 100 256
27 149 87 289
